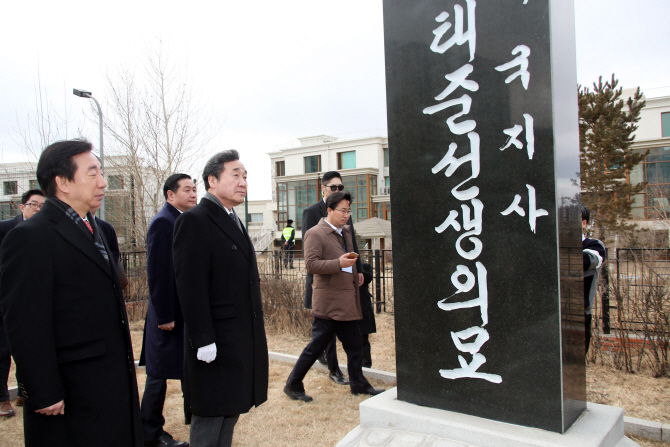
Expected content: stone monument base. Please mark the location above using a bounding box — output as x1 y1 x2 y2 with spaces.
337 388 640 447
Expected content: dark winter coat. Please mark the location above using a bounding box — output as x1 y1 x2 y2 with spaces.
359 263 377 335
173 198 268 417
0 198 142 446
139 203 185 379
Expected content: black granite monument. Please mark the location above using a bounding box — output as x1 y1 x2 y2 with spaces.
384 0 584 433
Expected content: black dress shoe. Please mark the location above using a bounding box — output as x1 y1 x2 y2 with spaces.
284 385 313 402
144 432 189 447
329 369 350 385
317 351 328 365
352 386 385 396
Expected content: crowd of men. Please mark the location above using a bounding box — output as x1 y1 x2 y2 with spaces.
0 139 386 447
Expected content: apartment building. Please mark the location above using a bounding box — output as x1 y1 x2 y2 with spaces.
262 134 391 249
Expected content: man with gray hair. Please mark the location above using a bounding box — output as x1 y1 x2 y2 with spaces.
173 150 268 447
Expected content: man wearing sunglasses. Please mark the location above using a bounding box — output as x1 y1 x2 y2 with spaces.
301 171 363 386
0 189 45 418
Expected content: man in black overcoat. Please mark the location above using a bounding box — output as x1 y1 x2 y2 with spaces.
0 188 44 417
301 171 363 385
139 174 196 447
582 205 606 353
173 150 268 447
0 140 142 446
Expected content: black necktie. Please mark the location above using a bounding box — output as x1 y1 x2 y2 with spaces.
229 211 242 233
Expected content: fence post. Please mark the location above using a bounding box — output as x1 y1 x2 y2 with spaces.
375 249 382 313
602 248 611 334
273 250 281 279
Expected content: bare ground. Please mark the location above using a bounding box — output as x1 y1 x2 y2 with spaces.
2 313 669 446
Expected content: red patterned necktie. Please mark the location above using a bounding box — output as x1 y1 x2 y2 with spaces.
83 219 93 233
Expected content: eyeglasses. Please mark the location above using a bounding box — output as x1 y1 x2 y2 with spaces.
334 208 352 215
325 184 345 192
23 202 43 210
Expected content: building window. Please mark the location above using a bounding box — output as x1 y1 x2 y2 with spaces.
108 175 124 190
630 146 670 218
276 179 320 230
337 151 356 170
384 148 389 167
304 155 321 174
29 179 39 190
0 202 18 219
662 113 670 138
375 201 392 221
3 181 17 196
276 161 285 177
342 174 377 223
249 213 263 224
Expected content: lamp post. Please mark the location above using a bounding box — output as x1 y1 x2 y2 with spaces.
73 88 105 220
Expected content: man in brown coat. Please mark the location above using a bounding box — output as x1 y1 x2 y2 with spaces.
284 192 383 402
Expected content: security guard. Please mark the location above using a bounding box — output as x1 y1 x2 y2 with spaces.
281 219 295 269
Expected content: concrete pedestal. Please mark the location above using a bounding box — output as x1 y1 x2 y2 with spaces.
337 388 640 447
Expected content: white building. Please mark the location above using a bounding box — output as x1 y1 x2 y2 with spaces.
249 134 391 251
628 92 670 223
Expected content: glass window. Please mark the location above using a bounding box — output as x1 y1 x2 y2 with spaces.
249 213 263 224
108 175 124 190
0 202 17 219
662 113 670 138
275 161 285 177
304 155 321 174
384 148 389 167
276 179 319 230
385 177 390 188
337 151 356 170
3 181 17 195
29 179 39 190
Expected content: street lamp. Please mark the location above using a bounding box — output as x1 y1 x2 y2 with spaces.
73 88 105 220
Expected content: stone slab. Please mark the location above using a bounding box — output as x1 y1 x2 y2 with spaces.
337 387 637 447
383 0 585 433
623 416 662 441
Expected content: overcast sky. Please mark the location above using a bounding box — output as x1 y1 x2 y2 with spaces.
1 0 668 200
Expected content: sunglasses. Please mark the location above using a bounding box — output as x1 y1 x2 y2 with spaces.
325 184 345 192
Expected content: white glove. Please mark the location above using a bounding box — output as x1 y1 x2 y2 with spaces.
583 249 603 269
197 343 217 363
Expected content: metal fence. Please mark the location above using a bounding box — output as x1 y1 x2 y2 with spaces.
255 249 394 313
119 248 396 320
598 248 670 334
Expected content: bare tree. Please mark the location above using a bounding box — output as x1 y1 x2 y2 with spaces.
102 44 213 249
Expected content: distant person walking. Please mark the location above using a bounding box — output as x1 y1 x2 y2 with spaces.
281 219 295 268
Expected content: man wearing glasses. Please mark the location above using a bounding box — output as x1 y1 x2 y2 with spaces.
284 191 383 402
301 171 363 386
0 189 45 417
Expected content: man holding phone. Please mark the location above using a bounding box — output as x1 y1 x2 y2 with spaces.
284 192 383 402
301 171 363 386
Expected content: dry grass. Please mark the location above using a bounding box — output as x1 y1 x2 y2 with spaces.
2 313 669 447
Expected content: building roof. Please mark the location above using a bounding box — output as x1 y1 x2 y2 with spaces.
353 217 392 238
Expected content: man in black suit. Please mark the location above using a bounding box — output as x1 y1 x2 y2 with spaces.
0 140 142 446
0 189 44 417
582 205 606 353
173 150 268 447
139 174 196 447
301 171 363 385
